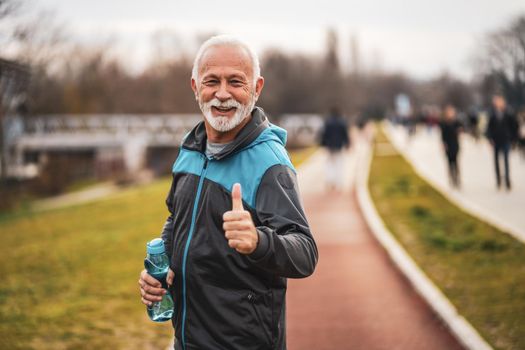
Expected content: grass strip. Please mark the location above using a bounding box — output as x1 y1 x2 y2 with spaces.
288 146 318 168
368 128 525 350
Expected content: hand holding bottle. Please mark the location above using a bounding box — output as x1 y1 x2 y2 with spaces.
139 268 174 305
140 238 175 322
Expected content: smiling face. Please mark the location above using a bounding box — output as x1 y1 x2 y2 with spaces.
191 45 264 143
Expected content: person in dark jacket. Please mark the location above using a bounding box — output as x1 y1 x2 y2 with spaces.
486 94 520 190
439 104 462 188
319 107 350 191
138 35 318 350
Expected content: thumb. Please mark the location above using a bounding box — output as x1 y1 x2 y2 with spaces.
166 268 174 287
231 183 244 211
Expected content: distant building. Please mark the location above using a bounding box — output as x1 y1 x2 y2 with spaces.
0 57 30 179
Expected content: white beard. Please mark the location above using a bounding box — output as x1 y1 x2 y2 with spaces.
198 93 257 132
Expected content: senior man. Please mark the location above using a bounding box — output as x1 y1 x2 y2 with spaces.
139 35 318 350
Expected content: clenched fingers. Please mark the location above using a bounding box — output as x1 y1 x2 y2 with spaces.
138 269 166 306
228 239 255 254
138 279 165 297
223 210 251 222
224 230 253 240
140 269 161 288
227 239 244 248
223 220 253 231
138 280 165 295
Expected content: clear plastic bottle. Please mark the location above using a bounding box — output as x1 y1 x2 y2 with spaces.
144 238 174 322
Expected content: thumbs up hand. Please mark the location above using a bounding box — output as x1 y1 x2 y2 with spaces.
223 183 258 255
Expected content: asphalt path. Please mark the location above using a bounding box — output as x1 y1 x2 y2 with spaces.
287 132 463 350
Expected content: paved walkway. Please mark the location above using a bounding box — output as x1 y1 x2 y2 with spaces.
386 123 525 243
31 182 120 212
287 131 463 350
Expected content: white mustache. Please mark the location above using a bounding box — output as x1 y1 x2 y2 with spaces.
207 98 242 109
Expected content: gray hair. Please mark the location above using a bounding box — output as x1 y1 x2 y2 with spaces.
191 35 261 85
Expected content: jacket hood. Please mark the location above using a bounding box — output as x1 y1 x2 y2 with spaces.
181 106 287 160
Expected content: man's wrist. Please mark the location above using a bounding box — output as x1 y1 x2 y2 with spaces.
248 228 269 260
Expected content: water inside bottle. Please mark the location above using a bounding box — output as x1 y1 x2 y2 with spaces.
147 299 174 322
145 254 169 281
144 249 173 322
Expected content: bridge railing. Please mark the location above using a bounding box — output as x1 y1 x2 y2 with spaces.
16 113 324 146
22 114 202 136
3 113 324 179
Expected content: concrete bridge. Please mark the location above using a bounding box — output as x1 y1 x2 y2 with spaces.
3 113 323 180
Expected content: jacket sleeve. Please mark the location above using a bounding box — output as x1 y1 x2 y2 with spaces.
342 120 350 148
160 175 176 260
246 164 318 278
319 125 327 147
439 122 446 143
509 113 520 143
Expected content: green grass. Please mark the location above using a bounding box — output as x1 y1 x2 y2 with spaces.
64 178 105 193
0 178 174 349
368 128 525 350
0 147 313 349
288 146 318 168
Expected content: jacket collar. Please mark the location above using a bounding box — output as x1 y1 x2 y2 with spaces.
182 106 270 160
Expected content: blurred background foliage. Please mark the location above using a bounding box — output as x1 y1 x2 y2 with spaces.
1 0 524 118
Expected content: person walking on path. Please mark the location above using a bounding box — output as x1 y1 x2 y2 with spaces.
319 107 350 192
138 35 318 350
486 94 520 191
439 104 462 188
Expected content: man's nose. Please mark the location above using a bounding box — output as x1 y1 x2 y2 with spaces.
215 81 232 101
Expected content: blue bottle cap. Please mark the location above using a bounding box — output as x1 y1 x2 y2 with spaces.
147 238 165 254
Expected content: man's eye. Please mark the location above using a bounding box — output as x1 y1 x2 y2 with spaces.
204 80 218 85
230 80 243 86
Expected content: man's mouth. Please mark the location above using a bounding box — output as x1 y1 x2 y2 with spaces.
212 106 236 114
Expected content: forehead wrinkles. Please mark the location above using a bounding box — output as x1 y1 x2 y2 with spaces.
199 46 253 79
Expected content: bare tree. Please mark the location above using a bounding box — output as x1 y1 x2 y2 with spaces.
0 0 20 19
476 14 525 108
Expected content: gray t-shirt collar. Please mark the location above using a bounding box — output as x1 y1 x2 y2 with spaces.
205 140 233 158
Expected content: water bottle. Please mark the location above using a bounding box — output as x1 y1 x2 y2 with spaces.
144 238 174 322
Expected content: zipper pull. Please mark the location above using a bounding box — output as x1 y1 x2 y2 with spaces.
247 292 258 303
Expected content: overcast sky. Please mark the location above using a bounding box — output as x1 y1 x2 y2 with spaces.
36 0 525 80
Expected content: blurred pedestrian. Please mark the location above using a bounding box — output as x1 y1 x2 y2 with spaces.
439 104 462 188
320 107 350 191
467 106 480 140
486 94 520 190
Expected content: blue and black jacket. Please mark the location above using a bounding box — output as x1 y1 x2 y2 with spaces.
161 107 318 350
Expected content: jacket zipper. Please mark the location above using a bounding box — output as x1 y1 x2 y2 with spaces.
181 157 208 349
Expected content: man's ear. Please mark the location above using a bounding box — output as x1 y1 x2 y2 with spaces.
254 76 264 100
191 78 198 101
